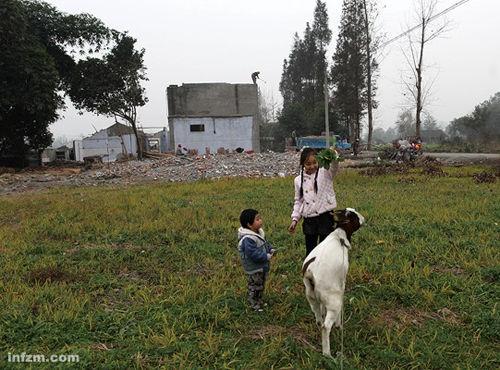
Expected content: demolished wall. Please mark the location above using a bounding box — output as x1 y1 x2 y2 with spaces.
167 83 260 154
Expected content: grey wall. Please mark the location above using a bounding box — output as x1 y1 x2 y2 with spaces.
167 83 258 117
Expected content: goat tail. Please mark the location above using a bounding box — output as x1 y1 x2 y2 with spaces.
303 274 315 292
302 256 316 276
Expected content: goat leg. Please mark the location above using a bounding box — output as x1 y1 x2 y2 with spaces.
321 310 337 357
304 278 322 326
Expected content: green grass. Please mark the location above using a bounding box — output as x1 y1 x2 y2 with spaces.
0 166 498 369
423 143 500 153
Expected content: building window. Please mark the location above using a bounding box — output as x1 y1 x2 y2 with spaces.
190 124 205 132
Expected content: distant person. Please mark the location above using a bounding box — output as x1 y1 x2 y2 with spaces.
288 147 340 256
397 139 411 149
251 71 260 84
411 136 422 151
238 209 275 311
291 130 297 146
353 138 360 156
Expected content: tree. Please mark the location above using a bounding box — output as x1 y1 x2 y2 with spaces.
422 113 439 130
395 109 415 138
278 1 333 139
368 126 398 144
0 0 111 166
402 0 448 137
362 0 381 150
258 88 279 124
447 92 500 144
68 33 148 158
0 0 57 165
331 0 377 143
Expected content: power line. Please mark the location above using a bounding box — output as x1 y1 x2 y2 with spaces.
380 0 473 48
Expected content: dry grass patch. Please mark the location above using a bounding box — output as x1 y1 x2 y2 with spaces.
247 324 319 351
435 308 463 326
420 161 446 176
398 176 418 184
27 265 77 284
187 262 214 276
371 307 463 329
88 342 114 351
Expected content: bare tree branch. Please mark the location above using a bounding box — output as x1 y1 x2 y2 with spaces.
400 0 449 137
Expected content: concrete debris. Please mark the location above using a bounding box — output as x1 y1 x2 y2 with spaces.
0 152 307 195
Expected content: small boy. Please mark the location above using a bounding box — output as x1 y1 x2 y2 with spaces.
238 209 275 311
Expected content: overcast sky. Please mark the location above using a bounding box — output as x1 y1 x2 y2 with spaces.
45 0 500 140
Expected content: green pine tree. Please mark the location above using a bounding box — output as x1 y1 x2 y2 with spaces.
331 0 368 142
278 0 333 144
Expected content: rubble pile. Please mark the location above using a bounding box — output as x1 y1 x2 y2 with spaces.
0 152 304 195
90 151 303 182
420 160 446 177
472 171 496 184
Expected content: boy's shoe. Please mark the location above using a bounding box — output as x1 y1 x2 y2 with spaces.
258 300 268 307
252 304 263 312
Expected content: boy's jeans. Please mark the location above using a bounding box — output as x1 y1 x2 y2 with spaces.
247 271 267 309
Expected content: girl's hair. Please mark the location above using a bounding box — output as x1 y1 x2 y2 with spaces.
299 148 318 198
240 208 259 229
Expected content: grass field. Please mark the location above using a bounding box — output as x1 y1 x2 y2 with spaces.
0 165 498 369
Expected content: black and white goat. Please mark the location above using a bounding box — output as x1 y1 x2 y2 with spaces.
302 208 365 357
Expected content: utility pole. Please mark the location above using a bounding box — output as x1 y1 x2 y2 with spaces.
324 73 330 148
363 0 374 150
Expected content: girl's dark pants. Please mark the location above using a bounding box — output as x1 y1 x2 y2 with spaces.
303 211 334 256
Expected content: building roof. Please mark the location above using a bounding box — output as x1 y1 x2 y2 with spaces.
83 123 146 140
167 82 258 118
107 122 135 136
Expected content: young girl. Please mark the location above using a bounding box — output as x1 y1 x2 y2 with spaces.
288 148 340 256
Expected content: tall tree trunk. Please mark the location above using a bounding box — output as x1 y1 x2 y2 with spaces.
124 106 143 160
356 112 361 141
415 17 425 138
349 114 355 143
130 122 143 159
363 0 374 150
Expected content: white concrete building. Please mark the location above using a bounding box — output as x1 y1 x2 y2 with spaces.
172 116 255 154
73 123 141 162
167 83 259 154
